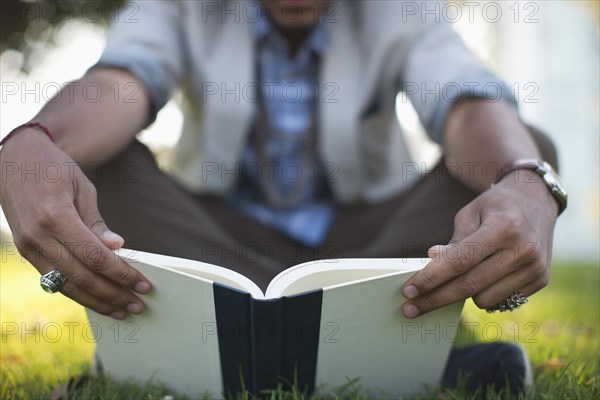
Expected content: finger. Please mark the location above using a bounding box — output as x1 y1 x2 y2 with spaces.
402 219 503 300
75 178 124 250
472 262 549 310
61 282 129 320
36 239 146 311
29 248 130 319
49 204 151 295
448 205 480 245
426 205 480 259
402 247 519 318
427 245 444 259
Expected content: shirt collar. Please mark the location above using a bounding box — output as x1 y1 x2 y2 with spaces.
253 3 329 57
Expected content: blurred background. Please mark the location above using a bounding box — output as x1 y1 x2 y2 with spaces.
1 0 599 264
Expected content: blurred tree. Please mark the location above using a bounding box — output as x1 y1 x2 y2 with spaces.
1 0 124 73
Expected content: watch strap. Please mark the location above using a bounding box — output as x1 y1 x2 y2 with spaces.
494 159 567 216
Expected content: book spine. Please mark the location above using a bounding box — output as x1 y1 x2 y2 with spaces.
280 290 323 394
214 285 324 396
213 283 253 396
250 290 324 395
249 298 284 394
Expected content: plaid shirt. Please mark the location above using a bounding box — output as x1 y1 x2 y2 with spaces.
229 11 334 247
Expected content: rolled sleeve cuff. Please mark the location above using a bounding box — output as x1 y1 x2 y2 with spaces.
428 72 519 144
90 49 174 125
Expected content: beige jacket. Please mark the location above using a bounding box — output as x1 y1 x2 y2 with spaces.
99 0 505 204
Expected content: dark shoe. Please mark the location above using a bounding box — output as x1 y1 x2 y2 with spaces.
50 353 104 400
49 375 96 400
442 342 533 395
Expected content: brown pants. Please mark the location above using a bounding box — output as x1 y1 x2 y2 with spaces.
92 127 556 291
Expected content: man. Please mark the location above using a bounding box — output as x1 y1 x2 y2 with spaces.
0 0 566 394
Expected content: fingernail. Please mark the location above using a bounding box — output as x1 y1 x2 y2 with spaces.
103 231 124 247
134 281 151 294
403 304 420 319
403 285 419 299
126 303 143 314
111 311 126 320
427 245 443 258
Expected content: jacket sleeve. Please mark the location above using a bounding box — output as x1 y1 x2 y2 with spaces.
400 3 517 144
92 0 186 123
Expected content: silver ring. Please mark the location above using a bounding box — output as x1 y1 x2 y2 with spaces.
486 290 528 313
40 269 67 294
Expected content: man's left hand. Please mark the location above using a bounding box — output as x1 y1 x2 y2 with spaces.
401 169 558 318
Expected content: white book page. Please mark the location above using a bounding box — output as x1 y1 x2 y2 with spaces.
265 258 430 298
315 270 464 398
117 248 264 298
88 260 225 398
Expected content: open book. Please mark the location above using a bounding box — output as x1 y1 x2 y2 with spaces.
86 249 464 399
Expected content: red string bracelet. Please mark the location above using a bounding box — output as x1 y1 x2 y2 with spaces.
0 122 56 147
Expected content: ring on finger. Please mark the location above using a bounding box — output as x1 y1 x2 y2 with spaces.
486 290 528 313
40 269 67 294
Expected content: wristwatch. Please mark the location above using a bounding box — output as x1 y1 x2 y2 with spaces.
496 159 568 216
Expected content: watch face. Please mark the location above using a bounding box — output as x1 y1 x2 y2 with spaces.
543 172 559 187
539 162 568 214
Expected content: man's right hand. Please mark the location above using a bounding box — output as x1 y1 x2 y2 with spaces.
0 128 151 319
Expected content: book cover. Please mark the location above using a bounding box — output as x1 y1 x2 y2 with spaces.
86 249 464 398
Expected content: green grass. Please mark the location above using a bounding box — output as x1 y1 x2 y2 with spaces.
1 250 598 399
